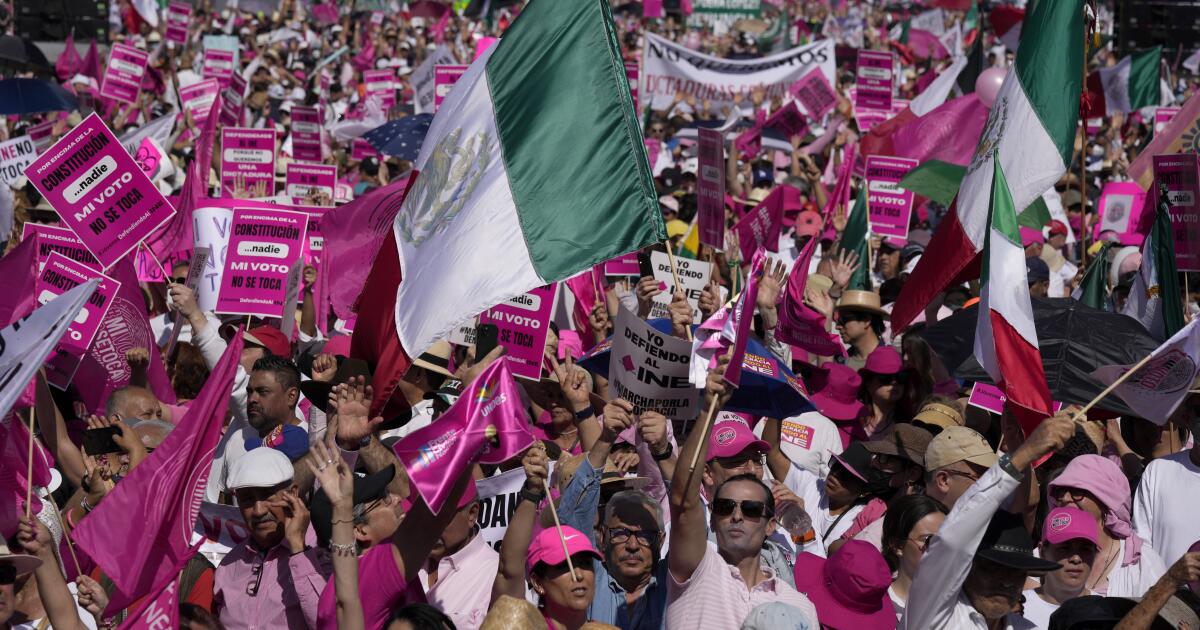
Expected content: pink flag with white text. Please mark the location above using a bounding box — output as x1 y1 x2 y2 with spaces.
0 417 54 538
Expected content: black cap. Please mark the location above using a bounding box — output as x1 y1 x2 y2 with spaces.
1046 595 1155 630
309 464 396 547
1026 257 1050 284
977 511 1062 572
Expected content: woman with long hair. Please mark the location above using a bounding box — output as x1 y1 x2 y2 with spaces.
881 494 948 620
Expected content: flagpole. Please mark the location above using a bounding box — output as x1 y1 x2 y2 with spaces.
688 394 721 473
1071 350 1159 421
140 241 172 283
541 479 579 583
25 409 36 521
45 491 81 576
663 242 693 341
1079 18 1091 271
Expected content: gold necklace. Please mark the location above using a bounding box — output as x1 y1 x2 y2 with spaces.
1087 539 1120 591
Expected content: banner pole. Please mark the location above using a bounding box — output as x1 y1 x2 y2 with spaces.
140 241 173 283
24 409 35 521
663 242 693 341
1071 350 1158 422
542 478 579 583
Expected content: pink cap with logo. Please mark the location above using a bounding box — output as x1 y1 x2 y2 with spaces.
707 414 770 462
525 525 601 574
1042 507 1099 547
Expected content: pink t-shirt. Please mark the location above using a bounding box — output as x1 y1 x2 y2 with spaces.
316 544 426 630
666 542 818 629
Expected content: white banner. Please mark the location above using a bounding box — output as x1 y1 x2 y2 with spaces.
641 33 836 111
412 47 458 115
608 306 699 421
0 280 98 418
192 205 233 313
475 463 558 552
119 113 177 157
1092 319 1200 425
0 136 36 186
649 251 711 321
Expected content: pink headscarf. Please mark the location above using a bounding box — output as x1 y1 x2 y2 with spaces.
1047 454 1143 566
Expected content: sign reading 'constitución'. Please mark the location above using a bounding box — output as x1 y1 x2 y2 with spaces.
216 208 308 317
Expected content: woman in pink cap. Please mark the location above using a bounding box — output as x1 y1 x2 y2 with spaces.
857 346 911 439
792 540 896 629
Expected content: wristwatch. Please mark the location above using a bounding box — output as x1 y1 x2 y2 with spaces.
651 443 674 461
998 453 1023 480
574 407 595 421
519 487 546 506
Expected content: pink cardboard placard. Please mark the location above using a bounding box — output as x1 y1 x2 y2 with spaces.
290 106 323 163
855 50 894 112
203 49 236 88
1155 107 1180 134
219 73 247 127
25 113 175 270
21 223 99 271
37 252 122 389
765 102 809 140
363 69 397 108
865 156 918 240
790 68 837 121
216 207 308 317
100 43 148 104
179 78 220 126
1152 153 1200 271
285 162 336 204
1094 181 1147 247
165 3 191 44
220 128 276 198
434 65 468 112
604 253 640 276
697 128 725 250
477 283 558 380
351 138 377 160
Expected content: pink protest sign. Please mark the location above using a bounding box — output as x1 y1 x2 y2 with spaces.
134 247 187 283
697 128 725 250
301 207 325 265
21 223 99 271
290 106 323 163
285 163 336 204
25 113 175 270
179 78 220 126
765 102 808 140
351 138 377 160
625 63 640 112
216 208 308 317
790 68 837 121
434 65 468 112
643 0 663 18
604 253 639 276
1094 182 1147 246
29 121 56 153
855 50 894 112
1152 153 1200 271
165 3 191 44
37 252 121 389
219 73 247 127
855 107 890 133
478 284 558 381
99 43 148 105
363 69 397 108
202 49 236 88
969 382 1062 415
220 128 276 198
865 156 918 240
1156 107 1181 134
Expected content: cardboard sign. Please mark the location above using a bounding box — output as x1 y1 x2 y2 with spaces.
697 128 725 250
969 382 1063 415
765 102 808 140
1152 153 1200 271
1095 182 1147 246
789 68 837 121
203 49 236 88
648 250 711 320
363 69 396 108
411 47 457 114
219 73 247 127
604 253 640 276
0 136 36 185
37 253 121 389
29 121 56 154
179 78 220 126
285 163 336 204
855 50 894 112
25 113 175 270
865 156 918 240
99 43 148 104
434 65 468 112
216 207 308 317
477 284 557 380
608 306 699 420
165 247 212 354
290 106 323 163
625 62 640 112
192 203 233 312
165 2 191 44
220 128 276 198
300 207 326 265
475 467 529 552
1155 107 1180 134
351 138 377 161
133 137 172 183
855 107 891 134
195 501 250 560
21 223 99 271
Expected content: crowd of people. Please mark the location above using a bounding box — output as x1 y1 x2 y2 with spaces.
3 0 1200 629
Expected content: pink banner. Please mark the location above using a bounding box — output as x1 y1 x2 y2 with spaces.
765 102 808 140
724 251 764 387
363 69 396 108
625 63 640 112
21 223 98 271
865 156 917 240
202 49 235 88
855 50 894 112
216 208 308 317
604 253 639 276
290 106 323 163
1094 182 1147 246
285 162 336 204
733 186 786 262
220 128 276 198
37 252 121 388
219 73 247 127
1156 107 1181 134
165 3 191 45
179 78 220 126
351 138 377 160
968 382 1065 415
1152 153 1200 271
697 128 725 250
99 43 148 104
790 68 837 121
434 65 468 112
26 113 174 270
477 284 558 380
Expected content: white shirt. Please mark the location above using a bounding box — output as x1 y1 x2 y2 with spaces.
1134 451 1200 566
758 411 843 478
783 464 865 556
1104 538 1167 598
1018 589 1059 629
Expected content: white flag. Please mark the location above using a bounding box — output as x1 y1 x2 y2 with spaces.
119 113 177 156
1091 319 1200 425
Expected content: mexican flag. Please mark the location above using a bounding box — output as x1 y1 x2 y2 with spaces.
842 193 872 291
975 159 1053 434
1073 241 1114 311
892 0 1084 330
389 0 664 359
1122 184 1185 342
990 5 1024 52
1086 47 1162 116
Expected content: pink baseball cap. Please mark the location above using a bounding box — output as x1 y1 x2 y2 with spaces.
793 210 823 238
525 525 601 574
707 416 770 462
1042 507 1099 547
1020 226 1046 248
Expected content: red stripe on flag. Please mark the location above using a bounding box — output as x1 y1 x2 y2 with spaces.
891 201 980 330
989 309 1053 436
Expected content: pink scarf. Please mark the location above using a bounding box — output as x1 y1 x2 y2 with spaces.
1048 454 1143 566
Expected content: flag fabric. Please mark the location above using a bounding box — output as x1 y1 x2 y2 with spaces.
0 238 38 328
1128 89 1200 189
1122 185 1185 342
678 221 701 259
1073 242 1114 311
893 0 1084 330
974 160 1053 435
690 249 765 388
392 358 534 512
733 186 787 262
956 36 985 96
73 332 243 614
81 40 101 82
776 233 846 357
1092 319 1200 425
0 414 57 539
564 267 603 350
860 91 987 167
144 94 220 264
116 541 202 630
1086 47 1162 116
990 5 1024 51
841 194 872 291
391 0 663 361
56 30 82 82
349 223 414 420
859 55 968 156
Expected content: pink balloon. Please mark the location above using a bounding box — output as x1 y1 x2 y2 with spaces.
975 68 1007 108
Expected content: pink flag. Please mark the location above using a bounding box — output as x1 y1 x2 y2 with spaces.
311 2 339 24
431 12 450 43
74 332 243 614
393 358 535 512
733 185 790 262
0 238 38 328
890 93 989 166
564 266 604 350
776 235 847 357
116 540 201 630
81 40 101 82
147 94 221 262
0 418 54 538
56 30 82 82
692 250 765 387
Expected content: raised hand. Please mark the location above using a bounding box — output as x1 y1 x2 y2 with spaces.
551 354 592 413
311 353 338 382
328 376 383 448
306 441 353 509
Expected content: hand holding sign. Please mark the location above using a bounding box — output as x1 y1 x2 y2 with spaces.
668 291 693 339
603 399 634 438
638 410 671 455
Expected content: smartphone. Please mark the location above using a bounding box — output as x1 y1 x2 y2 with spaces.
82 426 123 455
637 251 655 279
474 323 500 362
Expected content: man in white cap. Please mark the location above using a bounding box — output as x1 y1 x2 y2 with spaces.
213 448 330 629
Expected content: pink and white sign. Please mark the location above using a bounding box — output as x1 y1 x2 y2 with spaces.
100 43 148 104
790 68 837 121
1095 181 1147 247
133 137 170 181
202 49 236 88
1156 107 1181 134
363 69 396 108
179 78 220 126
220 128 276 198
301 207 325 265
477 284 558 381
29 121 56 154
351 138 377 160
21 223 99 271
604 253 640 276
764 102 808 140
290 106 323 163
165 3 191 45
855 107 891 133
434 65 468 112
865 156 918 240
25 113 175 270
36 252 121 389
219 73 247 127
1152 153 1200 271
216 208 308 317
285 162 336 204
855 50 894 112
969 382 1062 415
697 128 725 250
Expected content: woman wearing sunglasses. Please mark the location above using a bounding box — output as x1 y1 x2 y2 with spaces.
857 346 911 440
881 494 948 621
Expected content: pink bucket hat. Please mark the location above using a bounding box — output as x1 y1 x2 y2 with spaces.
810 364 865 421
526 525 601 574
793 541 895 630
859 346 904 376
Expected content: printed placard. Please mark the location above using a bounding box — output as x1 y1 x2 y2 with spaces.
351 138 377 161
202 49 236 88
134 137 171 182
99 43 148 104
604 253 640 276
219 73 247 127
1155 107 1180 134
781 419 816 449
220 128 276 198
648 250 711 320
865 156 918 240
363 69 396 108
29 121 56 154
608 306 699 420
285 162 336 204
0 136 36 185
789 68 837 121
477 284 557 380
969 382 1063 415
1094 182 1147 246
300 207 326 265
165 247 212 354
434 65 468 111
216 208 308 317
36 252 121 389
697 128 725 250
179 78 221 126
290 106 323 163
25 113 175 270
855 107 891 134
764 102 808 140
21 223 99 271
855 50 894 112
1152 153 1200 271
165 2 192 44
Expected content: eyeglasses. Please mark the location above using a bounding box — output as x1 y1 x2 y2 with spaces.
607 527 659 547
169 276 187 285
908 534 935 552
1050 486 1090 505
0 564 15 585
246 560 264 596
941 468 980 483
711 498 773 520
712 454 765 472
870 452 906 473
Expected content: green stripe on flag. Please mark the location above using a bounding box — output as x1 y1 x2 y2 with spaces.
1078 241 1113 311
1012 0 1083 167
981 159 1021 283
842 193 872 291
1129 46 1162 111
1151 184 1185 337
1017 196 1050 230
485 0 664 280
899 160 966 206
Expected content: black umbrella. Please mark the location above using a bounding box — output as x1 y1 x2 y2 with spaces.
917 298 1160 416
0 78 78 115
0 36 51 75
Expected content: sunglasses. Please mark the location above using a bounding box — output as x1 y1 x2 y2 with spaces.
908 533 935 553
246 560 263 596
168 276 187 285
0 564 15 585
834 312 871 325
607 527 658 547
871 372 908 385
711 498 773 520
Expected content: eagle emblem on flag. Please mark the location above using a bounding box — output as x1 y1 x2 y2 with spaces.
397 127 495 246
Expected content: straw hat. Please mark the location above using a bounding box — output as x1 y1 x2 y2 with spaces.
411 340 455 378
0 538 41 577
481 596 543 630
835 290 889 318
